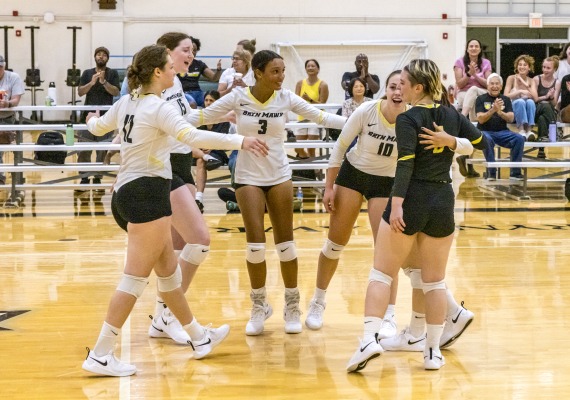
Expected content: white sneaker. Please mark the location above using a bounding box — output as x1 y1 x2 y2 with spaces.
148 308 192 345
191 330 213 360
377 314 398 339
424 346 445 370
245 302 273 336
82 348 137 377
203 323 230 350
305 299 326 330
440 301 474 349
284 302 302 334
380 327 426 352
346 334 383 373
527 131 537 141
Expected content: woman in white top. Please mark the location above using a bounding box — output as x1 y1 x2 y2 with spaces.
504 54 538 140
556 43 570 80
81 44 268 377
218 49 254 97
190 50 346 336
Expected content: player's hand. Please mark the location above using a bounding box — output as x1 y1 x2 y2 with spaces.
322 186 336 213
241 137 269 157
419 122 454 150
389 204 406 233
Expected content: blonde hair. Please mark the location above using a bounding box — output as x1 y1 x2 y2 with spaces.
514 54 535 74
544 55 560 71
404 59 443 101
232 49 252 72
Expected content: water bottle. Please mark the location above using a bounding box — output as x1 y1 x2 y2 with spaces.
66 123 74 146
48 82 57 106
295 187 303 211
548 122 557 142
297 187 304 201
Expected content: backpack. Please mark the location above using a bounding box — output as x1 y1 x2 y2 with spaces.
35 131 67 164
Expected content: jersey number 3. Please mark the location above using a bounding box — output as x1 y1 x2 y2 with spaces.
258 119 268 135
122 114 134 143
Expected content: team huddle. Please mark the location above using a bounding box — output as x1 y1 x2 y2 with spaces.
81 32 487 378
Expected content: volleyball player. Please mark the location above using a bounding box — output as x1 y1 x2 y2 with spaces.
82 44 268 377
189 50 346 336
347 59 487 372
305 72 475 343
145 33 230 347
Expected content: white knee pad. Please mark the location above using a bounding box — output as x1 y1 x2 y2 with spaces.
246 243 266 264
422 279 446 294
275 241 297 262
157 264 182 293
117 274 148 298
180 243 210 265
321 239 344 260
404 268 423 289
368 268 393 286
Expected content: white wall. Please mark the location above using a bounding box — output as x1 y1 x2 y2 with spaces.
0 0 465 108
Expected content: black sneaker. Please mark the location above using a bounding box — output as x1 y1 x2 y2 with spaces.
205 158 223 171
465 170 480 178
510 174 524 181
75 178 90 193
537 148 546 159
456 155 468 177
92 177 106 193
195 199 204 213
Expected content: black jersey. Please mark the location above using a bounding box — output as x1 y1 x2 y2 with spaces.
392 104 487 198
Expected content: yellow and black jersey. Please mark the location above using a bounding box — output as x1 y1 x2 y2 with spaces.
392 104 486 198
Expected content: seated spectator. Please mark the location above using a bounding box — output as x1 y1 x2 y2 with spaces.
0 54 25 186
178 37 222 108
341 54 379 100
559 73 570 123
454 39 492 121
193 90 230 211
533 56 561 153
556 42 570 80
217 49 253 97
504 54 538 141
294 59 329 159
476 73 525 181
342 77 372 118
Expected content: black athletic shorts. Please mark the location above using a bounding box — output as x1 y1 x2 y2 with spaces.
382 179 455 237
170 153 195 186
111 177 172 232
233 181 285 192
335 159 394 200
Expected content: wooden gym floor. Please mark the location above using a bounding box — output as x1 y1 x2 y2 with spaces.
1 161 570 399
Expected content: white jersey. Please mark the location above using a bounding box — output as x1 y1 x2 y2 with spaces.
329 100 399 177
165 76 193 154
87 94 244 191
188 87 345 186
328 100 474 178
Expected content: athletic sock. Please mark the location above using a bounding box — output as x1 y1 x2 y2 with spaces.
312 287 326 304
195 192 203 202
154 296 165 317
409 311 426 337
384 304 395 319
426 324 445 349
446 288 460 317
184 317 204 341
93 321 120 357
363 316 382 340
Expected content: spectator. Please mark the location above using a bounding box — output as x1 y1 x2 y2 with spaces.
453 39 492 121
341 54 380 100
556 43 570 80
0 54 25 186
178 37 222 108
193 90 230 211
217 49 254 97
533 56 561 156
342 77 371 118
294 59 329 159
77 46 120 190
559 73 570 123
217 39 256 98
504 54 538 141
476 73 525 181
